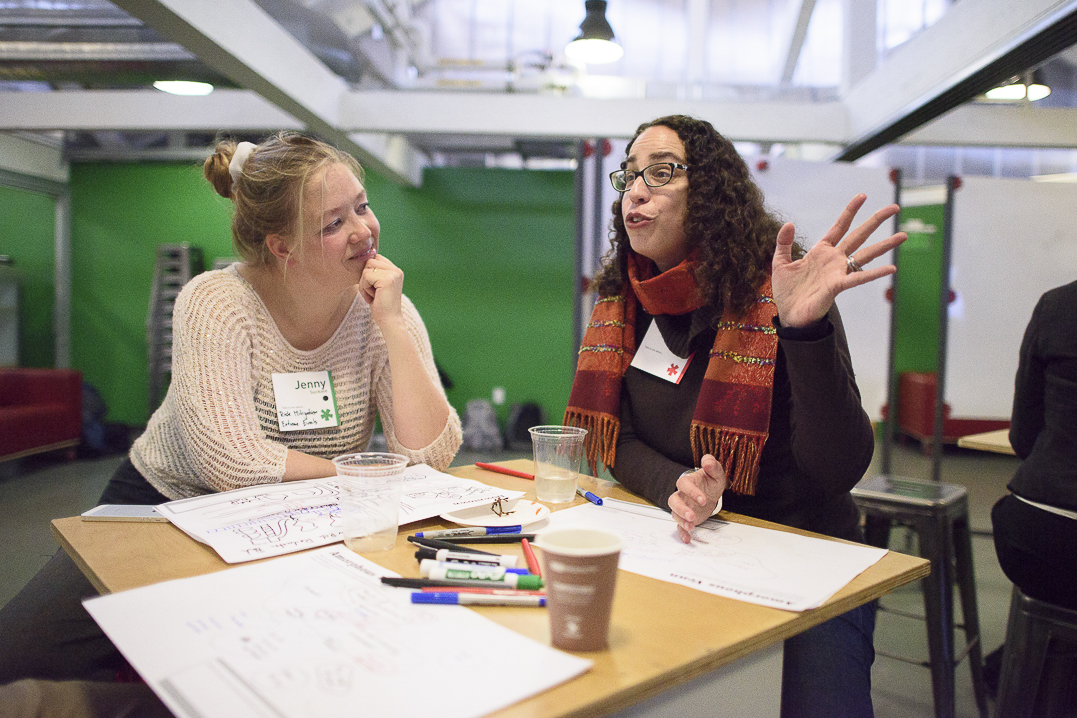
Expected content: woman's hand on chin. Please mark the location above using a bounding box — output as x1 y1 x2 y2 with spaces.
359 254 405 327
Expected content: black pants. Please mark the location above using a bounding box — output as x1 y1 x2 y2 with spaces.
0 459 169 683
992 493 1077 611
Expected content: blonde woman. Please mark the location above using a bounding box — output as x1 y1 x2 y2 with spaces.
0 132 462 684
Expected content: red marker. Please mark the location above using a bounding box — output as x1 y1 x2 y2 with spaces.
475 462 534 480
521 537 542 578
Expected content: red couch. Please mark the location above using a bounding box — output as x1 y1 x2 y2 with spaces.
0 367 82 462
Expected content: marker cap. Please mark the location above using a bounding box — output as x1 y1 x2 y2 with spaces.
513 574 544 590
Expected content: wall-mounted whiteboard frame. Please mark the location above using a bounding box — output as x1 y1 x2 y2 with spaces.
945 176 1077 418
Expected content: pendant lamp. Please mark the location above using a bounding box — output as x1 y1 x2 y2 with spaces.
565 0 624 64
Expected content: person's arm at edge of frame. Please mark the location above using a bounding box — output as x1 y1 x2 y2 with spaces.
1009 293 1049 460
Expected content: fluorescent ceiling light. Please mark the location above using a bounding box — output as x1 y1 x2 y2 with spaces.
1027 83 1051 101
982 71 1050 102
153 80 214 96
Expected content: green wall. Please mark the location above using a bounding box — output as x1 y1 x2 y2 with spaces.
0 185 57 368
65 162 576 429
893 204 946 375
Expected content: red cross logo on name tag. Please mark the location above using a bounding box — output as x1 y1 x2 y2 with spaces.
667 364 680 377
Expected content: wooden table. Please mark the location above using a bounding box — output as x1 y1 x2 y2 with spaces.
956 428 1015 455
53 460 929 718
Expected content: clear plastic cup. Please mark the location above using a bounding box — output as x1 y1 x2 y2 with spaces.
528 425 588 504
332 452 408 553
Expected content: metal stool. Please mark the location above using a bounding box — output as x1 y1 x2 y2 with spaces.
851 475 988 718
997 586 1077 717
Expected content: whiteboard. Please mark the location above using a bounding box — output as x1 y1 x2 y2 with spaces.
946 176 1077 418
751 158 897 421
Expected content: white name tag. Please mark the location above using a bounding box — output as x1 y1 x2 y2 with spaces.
271 371 340 431
630 321 694 384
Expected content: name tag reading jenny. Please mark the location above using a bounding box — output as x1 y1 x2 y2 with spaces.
271 370 340 431
630 321 694 385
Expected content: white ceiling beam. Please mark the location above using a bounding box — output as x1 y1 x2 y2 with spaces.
839 0 1077 159
840 0 875 95
8 88 1077 152
107 0 423 185
0 88 851 144
338 91 851 144
899 105 1077 148
686 0 708 86
781 0 816 86
0 90 300 132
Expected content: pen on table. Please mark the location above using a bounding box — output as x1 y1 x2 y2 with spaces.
576 486 603 506
520 537 541 578
383 576 535 590
440 533 535 544
415 526 523 538
413 547 519 567
411 592 546 607
474 462 535 480
406 536 497 554
418 586 544 596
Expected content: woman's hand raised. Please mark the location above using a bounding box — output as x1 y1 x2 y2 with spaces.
771 194 906 328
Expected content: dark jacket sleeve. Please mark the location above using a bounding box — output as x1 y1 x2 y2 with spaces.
609 304 874 512
611 387 693 511
1010 296 1047 459
778 305 876 496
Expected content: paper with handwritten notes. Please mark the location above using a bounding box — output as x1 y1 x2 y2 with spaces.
156 464 524 563
539 500 887 611
85 546 591 718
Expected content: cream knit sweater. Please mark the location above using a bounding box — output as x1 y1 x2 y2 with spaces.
130 265 462 500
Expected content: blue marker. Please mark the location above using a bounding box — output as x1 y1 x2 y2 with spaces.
415 526 524 538
412 592 546 607
576 486 603 506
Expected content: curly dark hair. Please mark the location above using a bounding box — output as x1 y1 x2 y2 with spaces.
591 115 797 318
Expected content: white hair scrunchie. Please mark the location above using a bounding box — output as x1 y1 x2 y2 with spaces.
228 141 257 186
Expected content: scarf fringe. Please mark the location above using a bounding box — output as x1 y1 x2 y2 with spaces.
691 425 764 496
564 408 618 475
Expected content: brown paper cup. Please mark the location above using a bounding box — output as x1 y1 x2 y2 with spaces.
535 528 622 652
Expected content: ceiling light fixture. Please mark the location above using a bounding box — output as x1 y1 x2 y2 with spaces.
153 80 214 96
982 71 1050 102
565 1 623 65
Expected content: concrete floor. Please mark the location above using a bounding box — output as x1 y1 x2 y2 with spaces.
0 439 1019 717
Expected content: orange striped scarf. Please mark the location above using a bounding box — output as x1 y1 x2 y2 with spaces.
564 253 779 495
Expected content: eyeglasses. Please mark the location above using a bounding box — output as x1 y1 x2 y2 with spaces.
609 162 688 192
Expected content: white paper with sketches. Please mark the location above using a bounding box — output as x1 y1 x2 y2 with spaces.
538 500 887 611
155 463 524 563
84 546 591 718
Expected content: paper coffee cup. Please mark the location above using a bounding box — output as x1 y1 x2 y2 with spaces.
535 527 622 651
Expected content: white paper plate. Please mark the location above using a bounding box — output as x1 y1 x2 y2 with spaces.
440 499 551 528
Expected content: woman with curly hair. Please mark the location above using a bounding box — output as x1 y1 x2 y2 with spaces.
565 115 905 717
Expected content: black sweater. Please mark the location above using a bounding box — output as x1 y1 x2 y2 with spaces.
1009 280 1077 511
611 304 875 542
